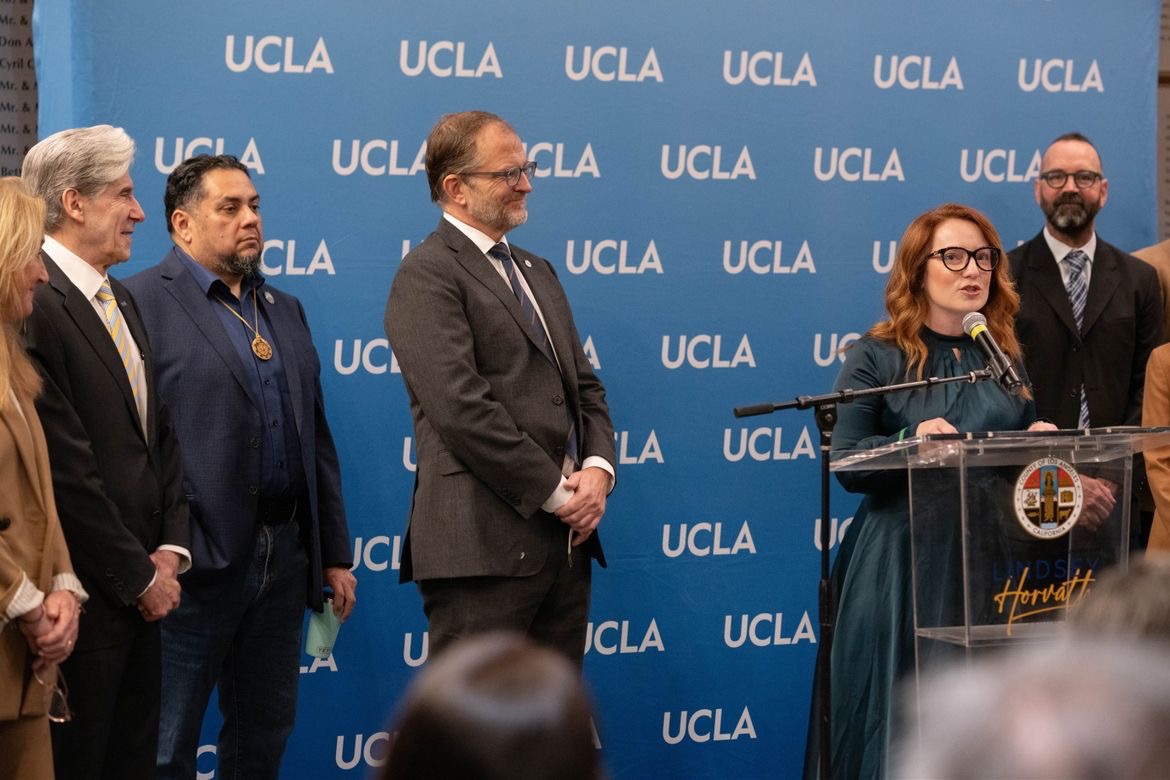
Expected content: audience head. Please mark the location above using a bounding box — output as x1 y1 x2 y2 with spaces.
894 640 1170 779
383 632 601 780
1067 554 1170 643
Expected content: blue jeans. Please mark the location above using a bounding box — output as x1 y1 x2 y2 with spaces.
156 519 308 780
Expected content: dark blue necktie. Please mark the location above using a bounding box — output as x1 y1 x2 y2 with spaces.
489 242 580 466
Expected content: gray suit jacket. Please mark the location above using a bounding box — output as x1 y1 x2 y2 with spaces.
385 218 615 583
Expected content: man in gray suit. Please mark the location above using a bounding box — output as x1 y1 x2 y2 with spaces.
385 110 616 666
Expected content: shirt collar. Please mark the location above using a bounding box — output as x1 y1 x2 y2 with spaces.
173 245 266 298
42 235 107 300
1042 226 1097 266
443 211 510 257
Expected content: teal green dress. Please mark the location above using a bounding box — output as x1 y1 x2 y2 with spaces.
804 328 1035 779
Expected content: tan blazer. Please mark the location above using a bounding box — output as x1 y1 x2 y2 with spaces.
1143 344 1170 550
0 387 75 720
1133 238 1170 344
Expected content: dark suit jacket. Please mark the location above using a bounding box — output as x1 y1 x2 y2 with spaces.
0 386 77 721
23 253 189 652
385 218 616 584
1009 232 1163 428
124 248 351 611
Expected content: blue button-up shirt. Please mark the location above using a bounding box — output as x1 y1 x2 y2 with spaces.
175 249 306 500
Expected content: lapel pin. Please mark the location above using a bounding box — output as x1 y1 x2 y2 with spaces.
524 259 532 268
264 291 275 304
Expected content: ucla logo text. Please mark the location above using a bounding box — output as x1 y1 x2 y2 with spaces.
400 40 501 78
814 147 904 182
585 619 664 655
334 339 398 376
959 149 1041 183
661 145 756 180
722 240 815 274
523 142 599 178
155 137 264 175
260 239 334 276
332 139 425 176
873 55 962 90
565 46 662 82
723 427 816 462
663 708 756 744
225 35 332 74
566 240 662 275
662 521 756 558
662 335 755 369
722 51 815 86
1017 58 1102 92
813 332 861 367
724 612 816 647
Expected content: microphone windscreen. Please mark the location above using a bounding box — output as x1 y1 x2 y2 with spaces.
961 311 987 336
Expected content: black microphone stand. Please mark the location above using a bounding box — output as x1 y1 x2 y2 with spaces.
734 367 992 780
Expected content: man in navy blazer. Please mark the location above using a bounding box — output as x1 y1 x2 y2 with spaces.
385 111 616 667
22 124 190 779
124 155 355 780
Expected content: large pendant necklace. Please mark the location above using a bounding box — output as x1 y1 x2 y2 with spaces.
215 287 273 360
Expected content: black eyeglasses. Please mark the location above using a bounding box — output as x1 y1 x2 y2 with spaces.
461 161 538 187
927 246 1000 272
1037 169 1104 189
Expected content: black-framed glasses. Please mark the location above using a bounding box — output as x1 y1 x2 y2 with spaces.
1038 169 1104 189
33 667 73 723
927 246 1000 272
461 161 538 187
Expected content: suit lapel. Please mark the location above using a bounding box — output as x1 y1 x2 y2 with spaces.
1081 244 1120 336
440 221 559 369
44 255 145 439
111 277 154 443
1023 237 1081 338
266 292 307 439
158 249 260 409
512 246 580 393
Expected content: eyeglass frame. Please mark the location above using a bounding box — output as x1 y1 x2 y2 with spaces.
460 161 538 187
1037 169 1104 189
33 667 73 723
926 246 1001 272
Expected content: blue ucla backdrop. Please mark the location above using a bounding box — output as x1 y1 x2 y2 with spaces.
31 1 1160 777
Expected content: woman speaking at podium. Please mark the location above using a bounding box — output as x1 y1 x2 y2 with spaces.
804 203 1052 779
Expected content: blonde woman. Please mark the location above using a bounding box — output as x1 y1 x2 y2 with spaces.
0 176 87 778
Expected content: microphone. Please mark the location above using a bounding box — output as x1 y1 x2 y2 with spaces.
962 312 1023 393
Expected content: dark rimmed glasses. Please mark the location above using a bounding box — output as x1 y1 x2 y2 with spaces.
461 161 538 187
927 246 1000 272
33 667 73 723
1037 169 1104 189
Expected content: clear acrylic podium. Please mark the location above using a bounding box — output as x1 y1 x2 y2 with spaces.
832 426 1170 678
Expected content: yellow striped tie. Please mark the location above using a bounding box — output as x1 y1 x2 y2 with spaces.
95 280 146 414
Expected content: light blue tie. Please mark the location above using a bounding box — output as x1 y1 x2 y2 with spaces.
1064 250 1091 429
